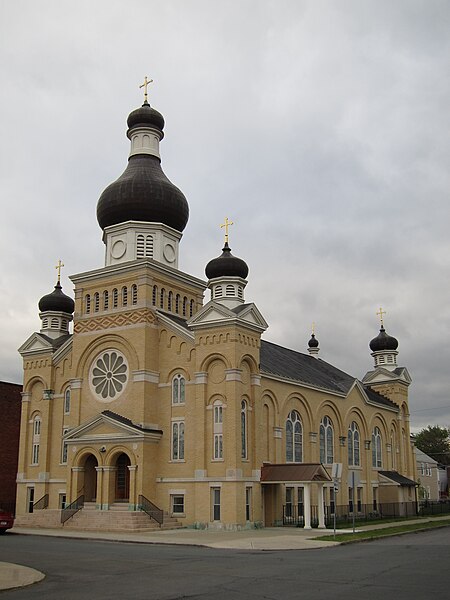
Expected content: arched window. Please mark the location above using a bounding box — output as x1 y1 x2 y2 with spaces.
85 294 91 314
286 410 302 462
32 415 41 465
168 291 173 312
136 234 145 258
160 288 165 309
391 431 396 470
182 297 187 316
64 389 71 414
131 284 138 305
175 294 180 314
189 299 195 317
241 400 248 459
94 292 100 312
320 416 334 464
226 284 234 296
145 235 153 257
51 318 59 328
103 290 109 311
213 401 223 460
237 286 243 299
122 286 128 307
348 421 360 466
372 427 382 468
172 421 185 461
42 318 49 328
61 319 68 329
112 288 118 309
152 285 158 306
215 286 223 298
172 375 185 404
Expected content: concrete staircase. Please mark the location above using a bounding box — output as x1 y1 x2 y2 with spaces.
14 503 182 532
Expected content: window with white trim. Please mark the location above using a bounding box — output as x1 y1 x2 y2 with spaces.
171 495 185 514
172 375 185 404
213 402 223 460
348 421 360 466
31 416 41 465
286 410 302 463
64 388 71 414
319 416 334 464
372 427 382 468
241 400 248 459
211 487 221 521
172 421 185 461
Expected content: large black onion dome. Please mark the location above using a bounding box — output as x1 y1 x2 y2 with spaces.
205 242 249 280
308 333 319 348
38 282 75 314
127 102 165 133
369 327 398 352
97 155 189 231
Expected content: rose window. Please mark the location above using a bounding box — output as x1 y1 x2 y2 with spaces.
91 351 128 400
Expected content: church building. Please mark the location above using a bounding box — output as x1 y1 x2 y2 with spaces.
16 86 417 530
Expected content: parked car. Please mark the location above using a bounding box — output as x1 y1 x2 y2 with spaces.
0 509 14 533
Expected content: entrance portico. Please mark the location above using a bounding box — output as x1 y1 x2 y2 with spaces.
261 463 331 529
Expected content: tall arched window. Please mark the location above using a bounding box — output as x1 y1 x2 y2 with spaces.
175 294 180 314
32 415 41 465
372 427 382 468
168 291 173 312
320 416 334 464
286 410 302 462
122 286 128 307
182 297 187 316
85 294 91 314
241 400 248 459
112 288 118 308
189 299 195 317
64 389 71 415
103 290 109 310
390 431 396 470
348 421 360 466
213 401 223 460
160 288 165 309
172 421 185 461
94 292 100 312
172 375 185 404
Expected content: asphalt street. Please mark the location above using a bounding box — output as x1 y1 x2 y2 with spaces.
0 528 449 599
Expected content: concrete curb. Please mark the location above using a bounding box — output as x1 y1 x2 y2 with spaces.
0 561 45 591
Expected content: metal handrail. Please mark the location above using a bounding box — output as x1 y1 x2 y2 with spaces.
61 495 84 524
33 494 49 510
138 494 164 526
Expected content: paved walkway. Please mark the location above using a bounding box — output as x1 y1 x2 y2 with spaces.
2 516 450 591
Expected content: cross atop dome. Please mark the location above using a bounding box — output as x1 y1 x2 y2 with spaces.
220 217 234 244
139 76 153 105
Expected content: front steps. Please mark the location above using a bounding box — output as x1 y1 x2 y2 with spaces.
14 504 182 532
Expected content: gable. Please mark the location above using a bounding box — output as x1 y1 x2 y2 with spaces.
18 333 53 357
362 367 412 386
65 412 162 444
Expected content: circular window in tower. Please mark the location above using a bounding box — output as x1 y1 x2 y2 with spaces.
90 350 128 401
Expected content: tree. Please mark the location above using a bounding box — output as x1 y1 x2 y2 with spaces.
414 425 450 464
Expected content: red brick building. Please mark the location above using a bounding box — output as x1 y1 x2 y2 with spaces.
0 381 22 514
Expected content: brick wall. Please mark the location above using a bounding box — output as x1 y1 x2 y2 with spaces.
0 381 22 513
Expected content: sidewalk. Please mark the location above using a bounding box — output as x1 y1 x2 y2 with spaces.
2 515 449 591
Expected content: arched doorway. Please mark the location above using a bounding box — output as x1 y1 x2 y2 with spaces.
84 454 98 502
115 453 130 502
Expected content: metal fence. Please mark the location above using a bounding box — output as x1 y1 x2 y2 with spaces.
282 501 429 527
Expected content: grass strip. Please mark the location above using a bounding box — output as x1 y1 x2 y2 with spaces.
315 517 450 543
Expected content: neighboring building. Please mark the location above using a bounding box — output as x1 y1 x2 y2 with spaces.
15 93 417 530
0 381 22 513
414 447 439 501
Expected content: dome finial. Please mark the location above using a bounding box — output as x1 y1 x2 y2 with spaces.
55 259 64 285
139 76 153 106
220 217 234 245
376 306 386 329
308 323 320 356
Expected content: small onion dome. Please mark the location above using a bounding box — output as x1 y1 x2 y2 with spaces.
205 242 249 280
308 333 319 348
38 281 75 314
127 101 165 134
369 327 398 352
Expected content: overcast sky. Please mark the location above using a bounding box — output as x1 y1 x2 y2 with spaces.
1 0 449 431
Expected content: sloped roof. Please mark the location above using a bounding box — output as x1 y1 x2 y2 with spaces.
379 470 417 486
101 410 162 434
363 386 398 409
38 332 72 349
261 463 332 483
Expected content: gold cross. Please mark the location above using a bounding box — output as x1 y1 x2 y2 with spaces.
139 76 153 103
220 217 234 244
376 306 386 327
55 259 64 283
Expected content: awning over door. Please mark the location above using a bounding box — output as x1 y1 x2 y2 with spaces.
260 463 332 484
